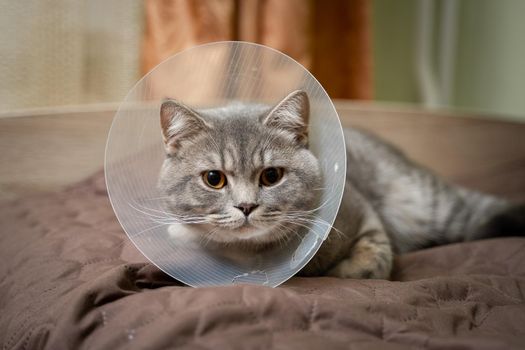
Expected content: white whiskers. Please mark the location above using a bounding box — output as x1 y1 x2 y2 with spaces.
128 202 207 225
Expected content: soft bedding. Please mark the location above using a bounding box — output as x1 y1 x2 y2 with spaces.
1 172 524 349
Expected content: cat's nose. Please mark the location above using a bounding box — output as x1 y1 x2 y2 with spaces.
235 203 259 216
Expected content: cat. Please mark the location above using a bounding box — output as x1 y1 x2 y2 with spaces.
158 90 525 279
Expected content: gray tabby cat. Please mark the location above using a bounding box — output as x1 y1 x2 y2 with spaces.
158 90 525 279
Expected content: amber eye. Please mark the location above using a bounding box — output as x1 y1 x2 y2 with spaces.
202 170 227 189
260 167 283 187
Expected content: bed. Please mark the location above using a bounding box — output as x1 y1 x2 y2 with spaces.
1 103 524 349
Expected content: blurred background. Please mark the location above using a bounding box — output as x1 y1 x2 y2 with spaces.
1 0 525 203
1 0 524 120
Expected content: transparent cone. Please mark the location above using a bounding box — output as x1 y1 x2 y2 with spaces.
105 42 346 287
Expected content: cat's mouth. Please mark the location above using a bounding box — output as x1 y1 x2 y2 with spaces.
215 220 275 241
235 222 254 232
192 213 287 243
215 216 257 230
233 225 274 240
227 220 258 233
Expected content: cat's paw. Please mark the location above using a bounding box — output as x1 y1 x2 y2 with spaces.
326 249 392 280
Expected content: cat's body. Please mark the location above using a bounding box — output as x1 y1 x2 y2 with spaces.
158 90 524 280
301 128 515 279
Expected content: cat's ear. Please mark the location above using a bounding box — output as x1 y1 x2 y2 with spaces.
160 99 208 155
263 90 309 146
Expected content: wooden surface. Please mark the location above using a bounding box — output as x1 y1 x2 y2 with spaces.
0 102 524 202
337 102 525 202
0 110 114 201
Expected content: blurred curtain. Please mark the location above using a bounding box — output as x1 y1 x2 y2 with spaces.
142 0 372 99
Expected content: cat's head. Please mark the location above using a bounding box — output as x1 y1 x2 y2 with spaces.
158 90 321 246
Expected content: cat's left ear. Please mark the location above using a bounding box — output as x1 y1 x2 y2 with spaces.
160 99 209 155
263 90 309 146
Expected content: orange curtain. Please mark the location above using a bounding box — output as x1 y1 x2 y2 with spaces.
142 0 372 100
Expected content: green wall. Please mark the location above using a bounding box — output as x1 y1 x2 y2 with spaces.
372 0 525 119
454 0 525 118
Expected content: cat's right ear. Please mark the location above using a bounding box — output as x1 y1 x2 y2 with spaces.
160 99 208 155
262 90 309 146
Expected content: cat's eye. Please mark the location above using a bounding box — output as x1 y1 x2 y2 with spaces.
260 167 284 187
202 170 227 189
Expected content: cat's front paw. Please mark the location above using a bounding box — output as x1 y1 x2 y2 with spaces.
326 249 392 280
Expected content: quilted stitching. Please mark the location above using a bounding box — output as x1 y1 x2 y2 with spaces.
0 172 524 349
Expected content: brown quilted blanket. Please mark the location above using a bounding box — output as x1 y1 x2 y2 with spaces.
1 172 524 350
